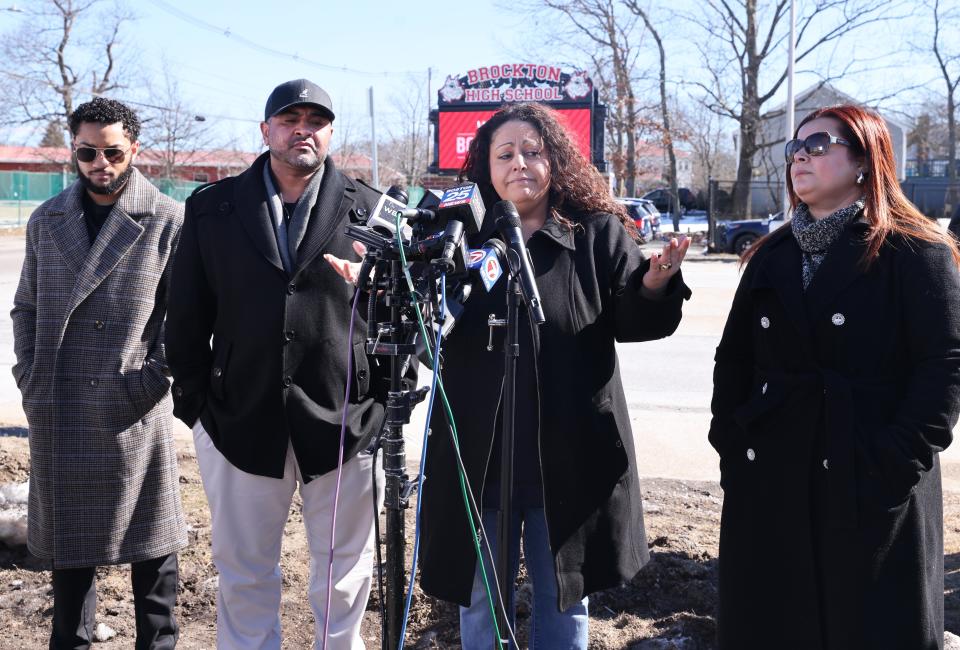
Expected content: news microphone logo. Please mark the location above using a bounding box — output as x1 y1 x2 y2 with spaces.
481 255 502 292
467 239 506 292
366 188 412 243
438 184 477 208
467 249 485 267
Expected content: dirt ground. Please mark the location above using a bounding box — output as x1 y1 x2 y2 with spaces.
1 429 959 649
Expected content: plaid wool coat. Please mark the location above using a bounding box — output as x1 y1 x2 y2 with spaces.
11 169 188 568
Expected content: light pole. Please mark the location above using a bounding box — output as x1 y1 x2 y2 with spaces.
783 0 796 220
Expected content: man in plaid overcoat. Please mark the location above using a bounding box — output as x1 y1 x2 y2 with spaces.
11 97 186 650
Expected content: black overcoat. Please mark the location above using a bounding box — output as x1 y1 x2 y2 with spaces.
419 213 691 611
710 218 960 649
166 153 388 480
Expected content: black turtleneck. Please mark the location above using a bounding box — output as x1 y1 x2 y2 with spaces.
81 192 115 244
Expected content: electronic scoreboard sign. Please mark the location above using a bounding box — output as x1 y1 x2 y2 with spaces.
429 64 606 174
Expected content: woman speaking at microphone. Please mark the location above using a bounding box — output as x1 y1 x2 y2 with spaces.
416 102 691 649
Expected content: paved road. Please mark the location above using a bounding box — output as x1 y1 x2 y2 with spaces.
2 234 960 489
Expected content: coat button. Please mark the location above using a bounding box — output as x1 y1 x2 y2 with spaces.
283 376 292 388
746 448 756 461
93 320 104 330
213 367 222 378
89 378 99 387
284 330 296 342
287 283 297 295
831 313 846 326
357 369 367 380
218 201 230 212
823 458 829 470
357 207 367 217
761 382 768 395
760 316 770 329
174 386 183 397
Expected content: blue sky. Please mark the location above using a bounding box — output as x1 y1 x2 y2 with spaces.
1 0 534 146
0 0 949 150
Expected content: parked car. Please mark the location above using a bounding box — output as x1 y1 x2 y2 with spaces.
641 187 697 213
715 213 782 254
661 209 709 234
617 198 661 241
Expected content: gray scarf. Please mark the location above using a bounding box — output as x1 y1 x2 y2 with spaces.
791 199 864 290
263 160 325 273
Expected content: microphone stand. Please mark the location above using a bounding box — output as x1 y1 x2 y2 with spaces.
366 255 428 650
487 249 526 650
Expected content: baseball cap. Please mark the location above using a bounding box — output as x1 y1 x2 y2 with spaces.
264 79 335 122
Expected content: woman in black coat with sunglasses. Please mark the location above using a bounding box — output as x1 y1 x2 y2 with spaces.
710 104 960 649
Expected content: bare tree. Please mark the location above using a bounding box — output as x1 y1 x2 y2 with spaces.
624 1 683 228
688 0 897 215
928 0 959 182
0 0 135 144
676 101 738 191
380 73 430 188
540 0 645 195
908 108 950 175
140 62 218 182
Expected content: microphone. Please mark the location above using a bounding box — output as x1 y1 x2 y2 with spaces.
493 201 546 324
366 185 412 243
435 183 485 235
399 188 443 223
430 183 486 274
466 238 507 292
386 185 408 204
355 185 411 291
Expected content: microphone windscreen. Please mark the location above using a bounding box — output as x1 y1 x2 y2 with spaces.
386 185 408 205
493 200 522 229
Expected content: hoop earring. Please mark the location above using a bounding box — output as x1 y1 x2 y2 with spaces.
856 170 865 185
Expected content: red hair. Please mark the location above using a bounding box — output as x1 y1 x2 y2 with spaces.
744 104 960 268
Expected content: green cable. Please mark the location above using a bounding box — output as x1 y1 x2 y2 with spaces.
393 215 505 647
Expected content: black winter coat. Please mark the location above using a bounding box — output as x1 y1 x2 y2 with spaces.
710 218 960 649
166 154 387 480
419 213 691 611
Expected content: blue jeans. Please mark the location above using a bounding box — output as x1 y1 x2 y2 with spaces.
459 508 589 650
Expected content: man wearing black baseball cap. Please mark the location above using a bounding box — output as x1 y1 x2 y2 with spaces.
167 79 388 649
264 78 336 122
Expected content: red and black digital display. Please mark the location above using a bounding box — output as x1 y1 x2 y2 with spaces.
436 108 592 172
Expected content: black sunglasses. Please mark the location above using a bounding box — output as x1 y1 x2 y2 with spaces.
74 145 130 164
784 132 851 164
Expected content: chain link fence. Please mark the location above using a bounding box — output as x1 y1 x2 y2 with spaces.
0 171 209 226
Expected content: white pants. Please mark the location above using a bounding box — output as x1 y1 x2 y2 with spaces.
193 422 383 650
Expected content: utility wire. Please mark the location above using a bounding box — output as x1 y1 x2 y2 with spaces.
145 0 424 78
0 69 261 124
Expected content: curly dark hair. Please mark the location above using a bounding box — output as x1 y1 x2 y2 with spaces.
68 97 141 142
459 102 633 235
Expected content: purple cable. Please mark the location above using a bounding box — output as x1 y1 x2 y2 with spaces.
321 285 362 649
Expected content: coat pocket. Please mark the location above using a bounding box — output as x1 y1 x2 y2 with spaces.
586 392 630 495
854 422 921 512
125 359 170 412
210 340 232 401
733 373 791 433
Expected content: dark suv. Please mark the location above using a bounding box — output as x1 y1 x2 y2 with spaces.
641 187 697 213
714 213 785 254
